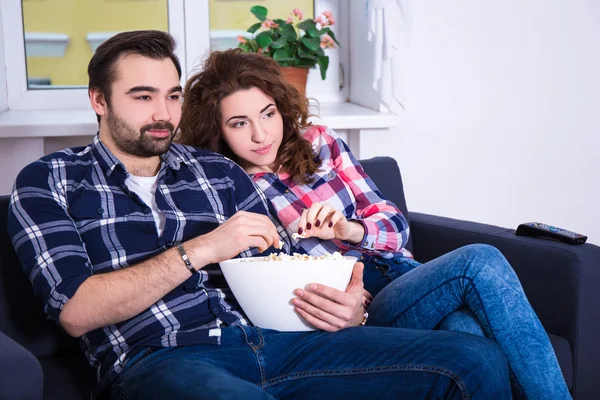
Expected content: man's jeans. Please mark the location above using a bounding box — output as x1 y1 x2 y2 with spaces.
109 324 511 399
364 244 571 400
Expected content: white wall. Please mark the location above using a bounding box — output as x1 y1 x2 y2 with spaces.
360 0 600 245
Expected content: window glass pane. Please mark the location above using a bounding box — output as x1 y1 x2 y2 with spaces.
209 0 314 51
22 0 169 89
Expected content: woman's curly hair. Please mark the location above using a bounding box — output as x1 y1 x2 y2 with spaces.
178 48 320 184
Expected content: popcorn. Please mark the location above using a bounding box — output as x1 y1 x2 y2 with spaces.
292 232 306 240
245 251 344 262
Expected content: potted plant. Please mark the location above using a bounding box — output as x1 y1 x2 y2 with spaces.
237 5 340 94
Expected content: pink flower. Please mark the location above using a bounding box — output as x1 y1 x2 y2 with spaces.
315 13 334 27
293 8 304 20
262 19 278 29
320 35 335 49
258 48 264 54
286 16 293 24
237 35 247 44
323 10 333 18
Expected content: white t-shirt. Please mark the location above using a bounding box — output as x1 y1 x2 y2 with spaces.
125 173 166 236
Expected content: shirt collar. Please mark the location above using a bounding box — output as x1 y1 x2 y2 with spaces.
90 134 185 176
251 166 290 181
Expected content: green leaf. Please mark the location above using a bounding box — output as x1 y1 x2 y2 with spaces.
321 28 341 47
294 59 316 68
273 48 295 62
270 36 288 49
279 24 297 41
250 5 268 22
273 18 287 26
306 26 321 38
247 22 262 34
239 43 252 52
317 56 329 80
314 47 325 57
298 19 316 32
256 31 273 49
301 36 320 51
297 45 317 60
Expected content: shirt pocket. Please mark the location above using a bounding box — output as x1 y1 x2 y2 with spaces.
305 166 356 212
69 193 131 234
174 194 226 237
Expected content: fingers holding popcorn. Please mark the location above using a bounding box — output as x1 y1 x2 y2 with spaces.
297 202 347 241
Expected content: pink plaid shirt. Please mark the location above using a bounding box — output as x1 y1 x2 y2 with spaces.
252 125 412 259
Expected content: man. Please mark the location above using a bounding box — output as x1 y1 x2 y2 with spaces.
8 30 511 399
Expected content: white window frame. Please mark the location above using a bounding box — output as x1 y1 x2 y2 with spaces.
0 0 188 111
0 0 346 113
183 0 347 103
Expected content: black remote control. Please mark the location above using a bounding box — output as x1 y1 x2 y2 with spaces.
516 222 587 245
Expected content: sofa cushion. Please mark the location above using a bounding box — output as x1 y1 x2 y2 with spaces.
360 157 413 252
548 333 573 389
39 353 96 400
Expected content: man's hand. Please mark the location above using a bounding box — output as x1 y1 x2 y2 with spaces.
292 262 368 332
188 211 280 265
297 202 365 244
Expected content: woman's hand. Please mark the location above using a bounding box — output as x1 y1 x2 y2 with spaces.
297 202 365 244
291 262 367 331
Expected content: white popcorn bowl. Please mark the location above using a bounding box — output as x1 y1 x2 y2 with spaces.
219 256 357 332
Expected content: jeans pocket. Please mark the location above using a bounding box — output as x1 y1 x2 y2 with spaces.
122 347 155 372
364 256 422 297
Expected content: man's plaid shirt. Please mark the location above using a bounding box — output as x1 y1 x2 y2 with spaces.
7 136 289 397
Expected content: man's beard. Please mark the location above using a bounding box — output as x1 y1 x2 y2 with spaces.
106 110 176 157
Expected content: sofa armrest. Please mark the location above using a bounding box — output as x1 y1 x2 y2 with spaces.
409 212 600 398
0 331 43 399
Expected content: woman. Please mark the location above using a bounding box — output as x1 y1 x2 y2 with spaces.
178 49 570 399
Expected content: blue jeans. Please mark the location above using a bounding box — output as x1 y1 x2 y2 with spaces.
109 324 511 399
364 244 571 400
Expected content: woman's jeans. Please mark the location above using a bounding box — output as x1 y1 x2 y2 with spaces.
109 324 511 400
364 243 571 400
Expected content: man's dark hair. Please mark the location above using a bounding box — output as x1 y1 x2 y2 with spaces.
88 30 182 123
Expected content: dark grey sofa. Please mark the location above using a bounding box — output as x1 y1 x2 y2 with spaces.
1 156 598 399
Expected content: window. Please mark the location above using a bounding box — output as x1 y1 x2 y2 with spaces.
0 0 345 112
22 0 169 89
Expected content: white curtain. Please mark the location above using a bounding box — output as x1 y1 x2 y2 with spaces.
367 0 413 112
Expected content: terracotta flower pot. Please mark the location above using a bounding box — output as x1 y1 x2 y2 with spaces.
280 66 309 96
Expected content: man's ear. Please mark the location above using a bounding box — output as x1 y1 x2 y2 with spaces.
89 88 108 118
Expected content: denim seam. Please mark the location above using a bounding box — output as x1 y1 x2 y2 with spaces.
240 326 268 387
263 364 470 400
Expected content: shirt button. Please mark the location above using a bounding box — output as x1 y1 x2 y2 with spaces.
284 189 289 194
328 172 335 178
360 256 365 261
363 242 368 246
371 244 375 249
144 207 152 214
97 207 104 214
157 240 165 248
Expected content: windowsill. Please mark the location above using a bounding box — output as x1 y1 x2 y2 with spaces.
0 102 399 139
